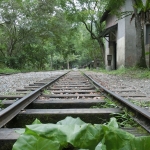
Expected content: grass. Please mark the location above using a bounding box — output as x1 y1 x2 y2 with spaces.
91 98 118 109
0 63 55 74
92 67 150 79
0 67 54 74
43 89 51 95
111 109 138 127
0 100 4 109
92 98 137 127
129 100 150 108
0 67 21 74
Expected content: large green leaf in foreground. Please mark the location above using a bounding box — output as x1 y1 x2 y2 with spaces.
12 117 150 150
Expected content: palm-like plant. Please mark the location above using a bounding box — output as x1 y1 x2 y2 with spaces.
131 0 150 27
130 0 150 68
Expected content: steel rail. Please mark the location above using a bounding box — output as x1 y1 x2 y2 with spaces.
0 71 69 128
83 72 150 133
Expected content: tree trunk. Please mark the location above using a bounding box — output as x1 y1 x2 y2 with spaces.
131 0 147 68
50 54 53 69
97 38 105 67
67 60 70 69
7 38 17 57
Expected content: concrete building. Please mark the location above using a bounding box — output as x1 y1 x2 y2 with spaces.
100 0 149 70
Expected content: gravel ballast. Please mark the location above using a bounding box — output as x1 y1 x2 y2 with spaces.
0 70 150 98
85 71 150 98
0 71 66 95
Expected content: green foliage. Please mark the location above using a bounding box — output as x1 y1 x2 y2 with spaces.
91 99 136 127
13 116 150 150
0 0 128 70
112 110 138 127
131 0 150 24
130 0 150 68
102 98 118 108
130 100 150 109
97 67 150 79
133 0 150 13
60 0 106 66
91 98 118 109
0 67 21 74
0 0 77 70
103 0 125 15
107 67 127 75
0 100 4 109
43 90 51 95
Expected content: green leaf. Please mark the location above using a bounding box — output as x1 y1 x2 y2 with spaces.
95 141 106 150
12 134 60 150
130 136 150 149
25 124 68 145
69 124 104 150
15 129 25 135
32 118 42 125
102 125 134 150
13 117 150 150
57 116 85 125
107 117 118 128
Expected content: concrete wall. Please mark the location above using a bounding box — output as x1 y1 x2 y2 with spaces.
117 11 126 68
105 6 126 69
104 0 149 69
124 0 137 67
106 14 117 28
105 14 118 69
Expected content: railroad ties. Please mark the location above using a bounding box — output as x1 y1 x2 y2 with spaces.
0 71 149 150
1 71 121 125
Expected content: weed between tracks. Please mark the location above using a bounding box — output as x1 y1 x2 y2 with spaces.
91 98 118 109
0 98 7 107
111 109 138 127
91 98 138 128
0 100 4 109
43 89 51 95
129 99 150 110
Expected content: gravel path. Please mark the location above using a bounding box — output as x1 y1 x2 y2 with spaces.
85 71 150 98
0 71 66 95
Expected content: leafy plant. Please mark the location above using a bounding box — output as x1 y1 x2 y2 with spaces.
43 89 51 95
102 98 118 108
12 116 150 150
130 100 150 109
0 100 3 109
111 109 138 127
91 98 118 109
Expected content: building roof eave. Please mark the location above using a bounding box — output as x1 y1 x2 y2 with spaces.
100 24 118 37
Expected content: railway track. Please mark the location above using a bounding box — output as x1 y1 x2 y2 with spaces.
0 70 150 150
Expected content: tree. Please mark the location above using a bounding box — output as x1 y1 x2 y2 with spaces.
59 0 105 63
0 0 59 69
1 0 118 70
59 0 127 67
130 0 150 68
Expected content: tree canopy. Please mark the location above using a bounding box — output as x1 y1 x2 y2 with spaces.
0 0 148 70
